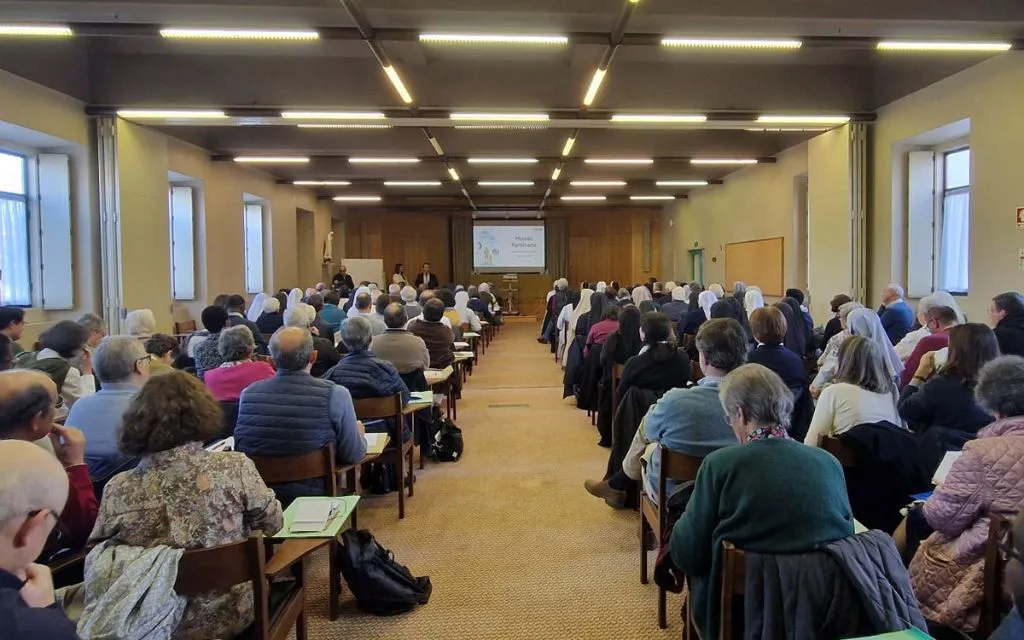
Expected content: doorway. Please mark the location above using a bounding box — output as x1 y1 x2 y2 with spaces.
688 249 704 283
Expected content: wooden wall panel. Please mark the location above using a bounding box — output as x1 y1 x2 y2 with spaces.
338 211 451 285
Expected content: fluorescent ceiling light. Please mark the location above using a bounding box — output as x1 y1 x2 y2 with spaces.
0 24 73 37
419 33 567 45
561 136 576 157
450 112 549 122
427 136 444 155
478 181 534 187
757 115 851 125
745 127 828 133
467 157 538 164
656 180 709 187
447 167 460 181
384 180 441 187
453 124 547 130
690 158 757 165
297 123 393 129
116 109 227 119
551 167 562 181
349 157 420 164
561 195 606 201
631 195 676 201
582 68 607 107
382 65 413 104
877 40 1012 52
662 37 801 49
585 158 653 165
160 28 318 40
234 156 309 163
333 196 382 202
282 111 385 120
611 114 708 123
294 180 351 186
570 180 626 187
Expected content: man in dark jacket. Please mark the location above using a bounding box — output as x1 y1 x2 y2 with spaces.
332 265 354 291
408 299 454 370
225 295 268 355
413 262 439 289
235 327 366 504
990 292 1024 357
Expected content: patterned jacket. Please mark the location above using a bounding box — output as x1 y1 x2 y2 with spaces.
90 443 283 640
910 416 1024 633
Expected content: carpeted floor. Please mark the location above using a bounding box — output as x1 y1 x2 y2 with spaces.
302 319 678 639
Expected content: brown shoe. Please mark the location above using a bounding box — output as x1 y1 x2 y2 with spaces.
584 479 626 505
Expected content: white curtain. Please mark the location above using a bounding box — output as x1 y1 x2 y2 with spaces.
938 190 970 294
0 195 30 305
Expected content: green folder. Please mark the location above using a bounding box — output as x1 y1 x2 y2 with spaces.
272 496 360 539
848 629 934 639
463 332 481 338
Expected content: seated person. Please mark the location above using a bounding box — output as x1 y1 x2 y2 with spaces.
254 295 284 335
906 355 1024 635
321 291 344 333
235 327 367 504
615 312 690 401
465 285 489 322
672 363 854 639
143 333 180 375
804 336 901 446
438 288 464 336
401 286 422 319
371 303 431 375
991 512 1024 639
0 306 26 356
76 312 107 353
812 301 864 393
30 321 96 415
324 316 411 441
306 293 336 345
408 299 455 370
820 293 852 348
893 293 963 361
124 308 156 339
454 291 483 333
193 305 230 380
584 304 620 359
66 337 150 482
283 303 339 378
91 372 283 640
225 295 268 354
0 440 81 639
585 319 743 506
203 326 275 402
0 370 97 555
899 305 958 388
746 306 808 395
659 286 689 324
351 292 387 336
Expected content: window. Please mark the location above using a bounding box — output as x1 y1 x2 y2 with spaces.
938 148 969 294
243 202 264 294
0 151 29 305
169 186 195 299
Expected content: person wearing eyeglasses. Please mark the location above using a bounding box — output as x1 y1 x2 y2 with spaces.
992 513 1024 639
0 439 82 639
66 337 152 485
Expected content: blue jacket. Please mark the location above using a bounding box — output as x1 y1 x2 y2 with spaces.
321 303 344 332
878 301 914 345
0 569 81 639
235 370 367 503
65 382 141 481
324 351 411 441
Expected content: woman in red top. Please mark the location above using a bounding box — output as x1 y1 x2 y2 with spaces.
204 325 275 402
584 303 621 359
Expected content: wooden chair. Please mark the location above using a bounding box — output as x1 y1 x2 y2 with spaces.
247 446 344 621
174 320 197 335
610 362 625 420
976 515 1013 639
174 534 306 640
684 541 746 640
353 393 415 519
640 445 705 629
820 435 858 467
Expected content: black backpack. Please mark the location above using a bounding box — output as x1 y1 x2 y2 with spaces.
431 419 464 462
337 529 432 615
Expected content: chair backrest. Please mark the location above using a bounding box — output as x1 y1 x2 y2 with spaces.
610 362 625 416
248 444 337 495
719 541 746 640
174 320 197 335
175 535 265 596
657 445 704 512
820 435 858 467
978 515 1013 638
352 393 403 420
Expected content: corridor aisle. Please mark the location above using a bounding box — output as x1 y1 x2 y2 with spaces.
303 319 676 638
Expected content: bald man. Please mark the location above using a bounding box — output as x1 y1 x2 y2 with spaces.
0 440 81 638
0 370 97 555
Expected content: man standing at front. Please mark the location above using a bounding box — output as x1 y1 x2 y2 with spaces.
414 262 439 290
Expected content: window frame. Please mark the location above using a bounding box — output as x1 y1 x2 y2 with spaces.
936 145 970 296
243 200 266 295
0 148 32 306
168 184 197 301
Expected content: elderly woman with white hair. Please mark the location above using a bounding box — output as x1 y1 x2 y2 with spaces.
203 325 274 402
401 285 422 318
255 295 284 334
124 309 157 339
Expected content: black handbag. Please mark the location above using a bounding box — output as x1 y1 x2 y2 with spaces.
338 529 432 616
431 419 464 462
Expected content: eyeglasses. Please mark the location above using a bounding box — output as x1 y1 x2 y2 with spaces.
136 354 152 366
26 508 70 539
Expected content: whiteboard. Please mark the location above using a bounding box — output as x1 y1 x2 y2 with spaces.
337 258 384 288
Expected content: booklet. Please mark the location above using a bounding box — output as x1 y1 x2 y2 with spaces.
364 432 389 456
409 391 434 404
273 496 360 538
932 451 962 485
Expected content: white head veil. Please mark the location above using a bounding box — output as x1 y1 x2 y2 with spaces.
698 290 718 319
287 288 303 309
847 308 904 378
246 293 268 322
744 289 765 318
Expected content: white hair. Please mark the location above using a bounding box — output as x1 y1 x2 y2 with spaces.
388 283 401 295
400 285 417 303
886 283 905 299
708 283 725 298
263 296 281 313
124 309 157 337
284 302 316 328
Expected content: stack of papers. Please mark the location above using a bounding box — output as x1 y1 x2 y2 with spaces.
409 390 434 404
463 332 481 338
932 451 962 485
454 351 474 359
205 436 234 452
454 341 470 350
290 500 337 532
364 432 389 456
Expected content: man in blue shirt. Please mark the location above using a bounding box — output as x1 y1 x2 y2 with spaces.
321 291 344 333
878 283 915 345
66 336 150 482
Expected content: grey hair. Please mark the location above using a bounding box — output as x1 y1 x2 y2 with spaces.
838 301 865 322
263 296 281 313
218 325 255 361
695 318 747 372
270 328 314 372
400 285 417 302
0 440 68 526
733 281 747 294
283 303 316 328
76 312 106 333
93 336 147 384
975 355 1024 418
388 283 401 295
886 282 905 299
719 363 794 431
124 308 157 337
554 278 569 291
834 336 895 395
339 316 373 352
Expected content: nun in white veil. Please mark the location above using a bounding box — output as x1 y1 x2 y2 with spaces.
347 285 372 317
287 288 304 310
698 290 718 320
744 289 765 318
246 293 268 322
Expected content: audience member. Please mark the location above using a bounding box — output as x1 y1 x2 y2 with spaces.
708 283 725 298
225 295 268 354
408 299 455 370
894 292 965 361
602 305 643 373
75 312 107 350
0 334 12 371
203 326 275 402
31 321 96 413
804 336 901 446
283 303 339 378
899 305 959 388
774 299 808 357
907 355 1024 634
235 327 367 503
585 303 620 359
0 440 81 638
660 286 689 324
821 294 853 347
124 309 156 339
556 290 580 361
143 333 179 374
732 281 747 308
193 305 230 380
401 286 422 318
454 290 483 333
615 312 690 401
747 306 809 395
372 303 431 374
785 288 814 334
680 290 715 337
812 301 865 393
631 285 655 310
351 292 387 335
561 289 594 364
66 336 150 482
744 287 765 319
0 306 26 356
245 293 268 324
305 293 336 345
321 291 344 333
671 363 853 640
878 283 914 345
254 295 283 335
990 292 1024 357
90 371 282 639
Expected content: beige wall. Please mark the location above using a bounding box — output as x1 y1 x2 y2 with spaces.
807 126 854 321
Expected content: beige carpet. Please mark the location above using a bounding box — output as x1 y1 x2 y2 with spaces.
302 320 678 638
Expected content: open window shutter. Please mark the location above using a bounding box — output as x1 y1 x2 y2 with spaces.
38 153 73 309
906 151 935 298
169 186 195 299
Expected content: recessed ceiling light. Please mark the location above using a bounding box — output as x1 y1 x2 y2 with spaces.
419 33 568 45
297 123 393 129
160 28 319 40
582 68 607 107
561 195 606 201
282 111 386 120
757 115 851 125
450 112 549 122
631 195 676 201
561 136 576 157
349 157 421 164
551 167 562 181
478 181 535 187
384 181 442 187
467 157 538 164
116 109 227 119
877 40 1012 52
234 156 309 163
584 158 654 165
0 24 73 37
382 65 413 104
447 167 460 181
661 37 802 49
690 158 757 165
611 114 708 123
570 180 626 187
656 180 709 187
333 196 382 202
294 180 351 186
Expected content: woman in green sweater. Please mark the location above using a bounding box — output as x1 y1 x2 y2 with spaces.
670 363 854 639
